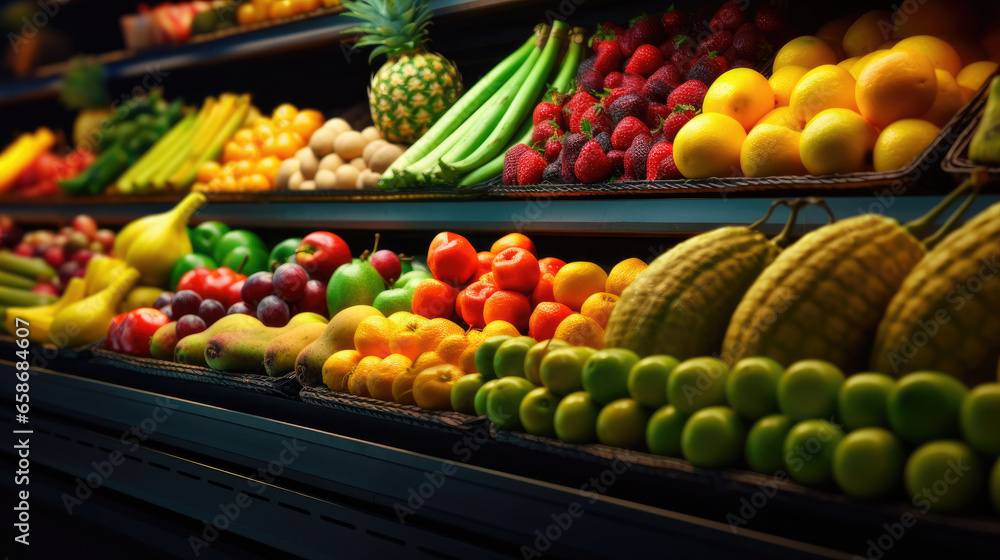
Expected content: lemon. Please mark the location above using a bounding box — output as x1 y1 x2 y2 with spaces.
740 124 807 177
848 49 891 80
769 65 808 107
878 39 900 50
755 107 801 131
703 68 776 132
815 15 855 60
856 49 938 129
800 108 878 175
774 36 839 72
873 119 940 172
956 61 1000 102
789 65 858 129
843 10 893 58
674 113 747 179
838 56 861 73
893 35 962 77
921 69 965 127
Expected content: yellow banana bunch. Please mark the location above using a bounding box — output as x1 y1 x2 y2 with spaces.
4 277 88 344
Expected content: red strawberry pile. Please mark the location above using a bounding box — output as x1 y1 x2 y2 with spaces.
502 1 788 186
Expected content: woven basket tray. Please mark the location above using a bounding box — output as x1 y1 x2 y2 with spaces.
299 386 486 434
942 77 1000 181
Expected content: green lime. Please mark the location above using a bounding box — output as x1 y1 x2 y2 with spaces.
745 414 792 474
726 357 784 420
832 428 903 499
837 372 895 431
888 371 967 444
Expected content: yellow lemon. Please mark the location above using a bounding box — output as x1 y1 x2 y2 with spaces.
674 113 747 178
849 49 891 80
774 36 839 72
800 108 878 175
838 56 861 74
815 15 855 60
956 61 1000 102
893 35 962 77
873 119 940 172
843 10 894 58
769 65 808 107
703 68 775 132
856 49 938 129
755 106 801 131
921 69 965 127
740 124 808 177
892 0 975 39
789 64 858 129
878 39 900 50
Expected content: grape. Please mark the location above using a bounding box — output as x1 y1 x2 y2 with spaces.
57 261 80 284
198 299 226 326
159 305 173 320
171 290 203 317
241 272 274 307
176 314 207 339
298 280 328 316
257 295 290 327
153 292 174 309
273 263 308 302
227 302 255 316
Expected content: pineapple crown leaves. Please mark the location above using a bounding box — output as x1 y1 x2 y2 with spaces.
341 0 435 62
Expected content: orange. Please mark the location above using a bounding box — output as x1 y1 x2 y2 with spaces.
789 64 858 129
849 49 891 80
233 159 255 177
393 352 446 404
348 355 382 397
553 314 605 350
873 119 940 172
475 251 495 280
354 315 394 358
417 318 464 355
530 272 556 307
921 69 965 127
412 279 457 320
891 0 975 39
483 290 532 333
768 65 808 108
877 39 900 50
436 334 469 366
673 113 748 178
491 233 537 257
703 69 776 132
538 257 566 276
388 315 428 359
774 36 839 72
580 292 619 330
222 140 242 163
197 161 221 183
843 10 893 59
552 262 609 311
368 354 413 401
322 349 361 392
255 156 282 181
427 231 477 285
606 258 647 296
289 110 325 140
272 103 298 121
856 49 938 128
740 124 807 177
294 0 321 14
893 36 962 77
237 3 263 25
800 108 878 175
956 61 1000 101
238 174 271 192
480 272 496 286
756 107 801 131
268 0 296 18
253 121 275 144
528 302 575 342
233 128 256 144
491 247 540 294
815 15 856 60
412 364 465 411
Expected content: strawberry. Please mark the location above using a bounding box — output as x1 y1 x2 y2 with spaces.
602 87 629 110
628 13 664 48
645 102 672 130
542 159 562 183
582 106 613 136
608 93 649 125
561 133 589 183
624 44 664 78
531 121 562 146
517 150 547 186
647 143 679 180
503 144 532 185
642 79 674 104
565 91 597 129
661 7 689 37
543 139 562 163
594 41 623 76
576 55 596 81
753 6 787 39
686 54 724 85
578 69 605 95
658 40 676 61
574 139 611 184
650 64 683 87
696 30 733 57
659 104 696 142
603 71 624 90
715 54 730 72
709 1 745 33
724 46 739 61
653 151 682 180
620 73 647 94
731 59 756 69
624 133 653 181
615 27 637 57
595 131 612 153
590 22 622 50
533 101 564 128
608 149 626 176
671 49 695 74
667 80 708 111
732 23 768 62
611 116 649 150
691 4 717 39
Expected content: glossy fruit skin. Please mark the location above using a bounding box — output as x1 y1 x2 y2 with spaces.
597 398 650 450
776 360 845 422
838 372 895 431
451 373 485 414
268 237 302 270
745 414 792 474
326 258 385 316
646 405 689 457
491 247 540 294
540 347 595 396
782 419 844 486
493 336 537 378
474 379 502 416
627 355 678 410
523 339 571 386
887 371 968 444
412 364 465 411
370 249 403 285
296 232 352 283
474 335 513 380
582 348 640 405
726 357 784 420
273 263 308 302
486 377 536 430
105 307 171 358
170 253 218 291
189 221 231 256
553 391 600 443
667 357 730 415
427 231 477 285
905 440 984 513
832 428 903 499
681 406 745 468
519 387 561 437
213 230 269 276
960 383 1000 456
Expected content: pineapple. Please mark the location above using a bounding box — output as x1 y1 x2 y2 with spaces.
342 0 462 144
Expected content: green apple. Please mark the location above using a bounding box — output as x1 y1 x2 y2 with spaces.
888 371 967 444
832 427 903 499
776 359 845 422
394 270 433 290
451 373 485 414
646 405 688 457
596 398 649 450
726 357 784 420
372 288 414 317
582 348 640 405
474 335 513 380
681 406 744 468
990 457 1000 515
327 258 384 315
540 347 595 396
553 391 599 444
782 419 844 486
493 336 537 378
486 377 536 430
667 357 730 415
838 372 895 431
960 383 1000 456
744 414 792 474
905 440 983 513
628 355 679 410
519 387 561 437
524 339 570 385
474 379 502 416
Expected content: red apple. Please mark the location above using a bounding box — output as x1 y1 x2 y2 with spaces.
94 229 115 249
44 246 65 267
13 243 32 257
225 279 246 308
295 232 351 283
370 249 402 284
72 215 98 239
31 284 59 297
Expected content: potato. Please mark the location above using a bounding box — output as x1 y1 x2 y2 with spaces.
296 147 319 180
334 131 366 160
299 180 316 191
335 165 360 190
314 168 337 190
287 171 305 191
323 118 351 135
369 144 405 174
275 158 300 189
357 169 380 190
309 127 337 158
362 139 389 165
361 126 381 142
318 154 344 173
350 157 367 171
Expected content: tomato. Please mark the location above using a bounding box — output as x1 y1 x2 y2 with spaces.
667 357 729 415
486 376 535 430
553 391 599 443
725 356 784 420
782 419 843 486
837 372 895 431
493 336 535 378
904 440 984 513
646 405 688 457
581 348 639 405
596 398 649 450
412 364 465 411
540 346 593 396
627 355 678 410
832 427 903 499
776 359 845 422
681 406 744 468
744 414 791 474
450 373 484 414
519 387 560 437
959 382 1000 456
888 372 967 444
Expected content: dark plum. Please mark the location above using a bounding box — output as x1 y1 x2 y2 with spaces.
171 290 203 317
